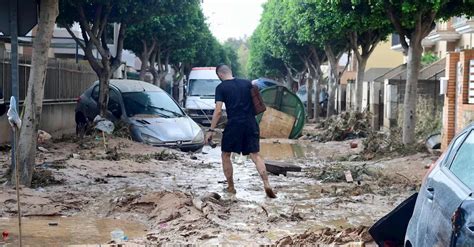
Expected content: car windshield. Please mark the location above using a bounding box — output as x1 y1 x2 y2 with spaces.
122 91 184 118
188 79 221 96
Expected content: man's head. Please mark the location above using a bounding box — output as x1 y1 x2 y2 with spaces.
216 64 233 81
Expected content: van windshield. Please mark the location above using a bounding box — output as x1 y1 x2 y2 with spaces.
188 79 221 97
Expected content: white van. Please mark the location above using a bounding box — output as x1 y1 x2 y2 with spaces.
185 67 225 126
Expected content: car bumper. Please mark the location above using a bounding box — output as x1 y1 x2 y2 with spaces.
149 142 204 152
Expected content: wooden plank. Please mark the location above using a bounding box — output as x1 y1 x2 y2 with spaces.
259 107 295 139
265 160 302 176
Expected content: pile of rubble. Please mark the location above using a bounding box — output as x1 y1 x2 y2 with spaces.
304 111 372 142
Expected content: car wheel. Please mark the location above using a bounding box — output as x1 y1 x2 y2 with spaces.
75 112 88 138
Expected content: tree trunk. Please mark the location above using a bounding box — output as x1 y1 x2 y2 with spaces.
327 72 338 117
98 63 111 117
355 57 368 111
324 45 340 117
14 0 58 186
286 73 293 90
139 51 149 81
159 53 170 90
313 74 320 122
149 50 159 86
306 73 314 119
402 38 423 144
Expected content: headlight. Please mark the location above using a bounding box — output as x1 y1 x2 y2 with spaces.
192 130 204 143
141 133 163 144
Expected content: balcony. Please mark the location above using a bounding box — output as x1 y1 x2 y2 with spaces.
453 16 474 34
425 20 460 42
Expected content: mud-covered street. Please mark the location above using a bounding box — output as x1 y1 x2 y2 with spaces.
0 125 438 246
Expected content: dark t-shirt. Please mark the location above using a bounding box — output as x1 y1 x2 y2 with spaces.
215 78 254 121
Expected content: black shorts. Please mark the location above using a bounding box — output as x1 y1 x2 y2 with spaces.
221 118 260 155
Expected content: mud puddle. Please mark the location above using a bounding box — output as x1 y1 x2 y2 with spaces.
0 216 146 246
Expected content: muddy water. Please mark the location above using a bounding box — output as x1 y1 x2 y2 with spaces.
0 216 146 246
0 138 420 245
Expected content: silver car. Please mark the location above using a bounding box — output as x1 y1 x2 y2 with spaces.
75 79 204 152
405 122 474 246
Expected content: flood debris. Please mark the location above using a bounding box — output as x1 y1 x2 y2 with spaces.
265 160 302 176
361 128 425 160
310 111 371 142
276 226 372 246
37 130 52 144
310 163 377 183
345 170 354 183
31 168 65 189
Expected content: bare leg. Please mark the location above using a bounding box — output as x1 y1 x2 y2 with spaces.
250 152 276 198
221 152 236 193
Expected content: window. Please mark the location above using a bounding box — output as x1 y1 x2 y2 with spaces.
91 86 100 102
122 91 184 118
450 131 474 189
108 90 122 118
445 132 468 166
188 79 221 97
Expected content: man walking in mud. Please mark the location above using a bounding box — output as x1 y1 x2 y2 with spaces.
205 64 277 198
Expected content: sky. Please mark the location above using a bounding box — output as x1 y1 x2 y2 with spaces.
201 0 267 42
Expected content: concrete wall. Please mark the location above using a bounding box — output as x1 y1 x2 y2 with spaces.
0 102 76 144
383 81 398 129
345 82 355 111
383 79 443 130
337 84 347 113
369 81 384 130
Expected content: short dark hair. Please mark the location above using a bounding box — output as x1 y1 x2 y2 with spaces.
216 63 226 75
216 64 232 75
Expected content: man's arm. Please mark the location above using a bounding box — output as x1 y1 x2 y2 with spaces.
205 101 223 144
210 101 223 130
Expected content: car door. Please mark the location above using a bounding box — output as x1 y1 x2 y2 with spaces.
423 130 473 246
447 131 474 246
85 85 100 120
107 89 123 121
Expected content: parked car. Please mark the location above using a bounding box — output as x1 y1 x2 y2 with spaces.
404 122 474 246
252 77 282 90
296 87 315 108
296 87 328 117
75 79 204 152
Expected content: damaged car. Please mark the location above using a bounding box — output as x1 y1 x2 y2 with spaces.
75 79 205 152
370 123 474 246
404 123 474 246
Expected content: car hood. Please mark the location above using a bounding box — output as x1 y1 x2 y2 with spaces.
130 116 201 142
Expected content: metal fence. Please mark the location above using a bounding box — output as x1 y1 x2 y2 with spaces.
0 50 97 103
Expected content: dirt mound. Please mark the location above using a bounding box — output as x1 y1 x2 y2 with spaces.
276 226 372 246
111 191 193 225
